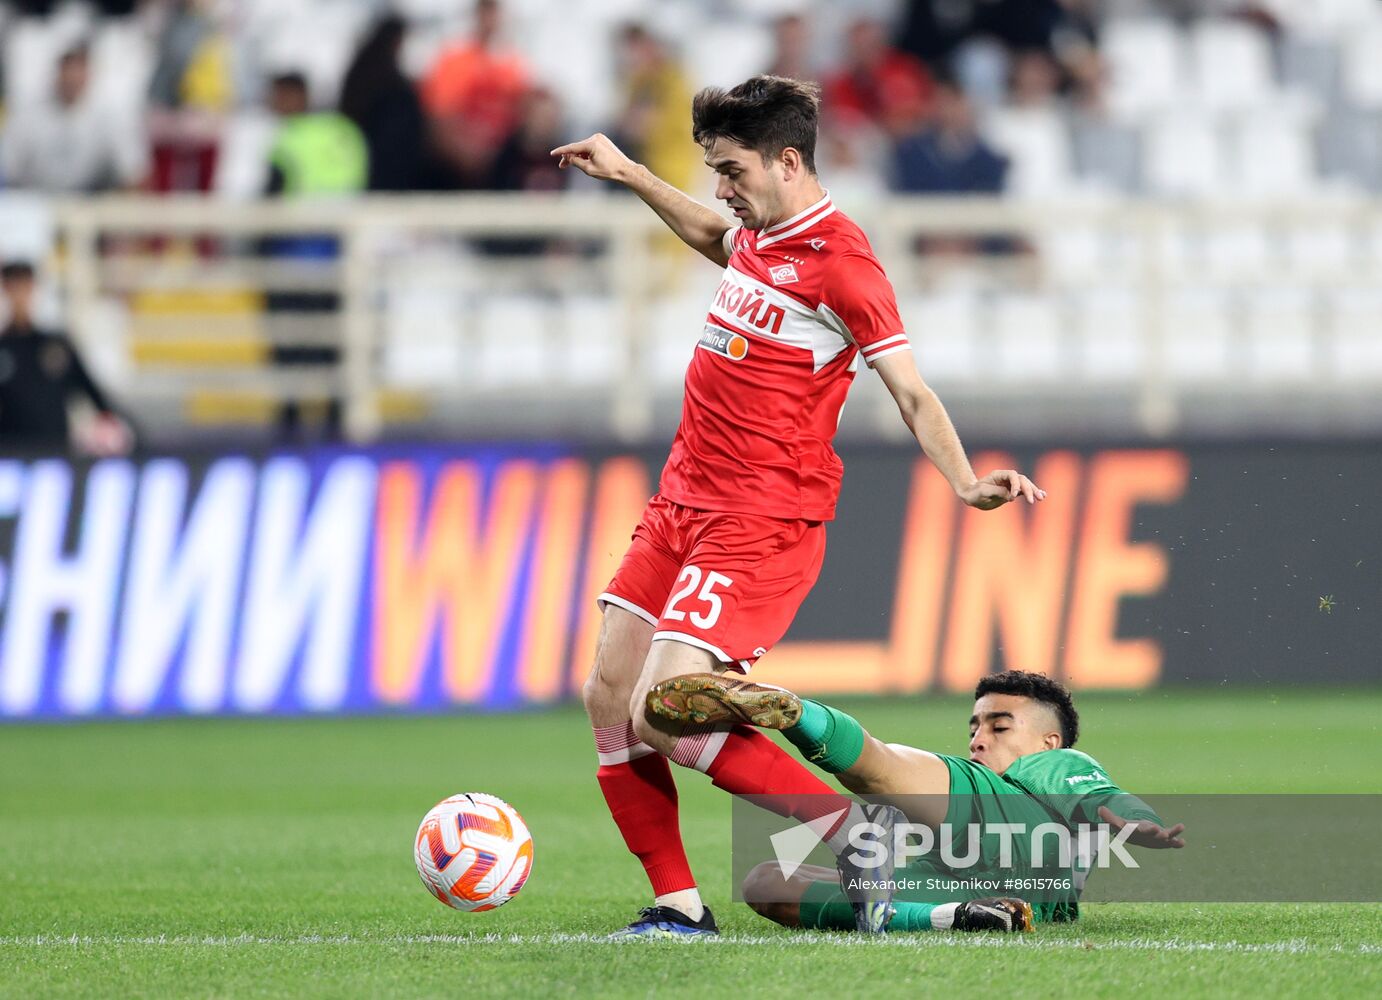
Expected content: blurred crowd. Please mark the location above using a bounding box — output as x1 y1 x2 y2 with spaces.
0 0 1375 204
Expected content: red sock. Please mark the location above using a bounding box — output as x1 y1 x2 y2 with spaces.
694 726 854 838
594 723 696 896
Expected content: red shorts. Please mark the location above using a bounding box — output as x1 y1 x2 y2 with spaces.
598 494 826 670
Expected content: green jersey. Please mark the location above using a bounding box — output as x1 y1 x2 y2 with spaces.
901 749 1163 920
1001 748 1163 828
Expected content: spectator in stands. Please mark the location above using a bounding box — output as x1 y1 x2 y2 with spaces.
612 23 696 196
823 17 934 136
0 261 133 455
1 42 147 193
263 72 365 443
1009 49 1063 110
148 0 231 112
491 87 568 193
892 79 1008 194
340 15 430 192
483 87 571 254
146 0 231 193
766 13 814 81
266 72 367 196
422 0 531 188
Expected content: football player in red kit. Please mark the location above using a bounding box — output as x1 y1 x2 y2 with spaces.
553 76 1044 938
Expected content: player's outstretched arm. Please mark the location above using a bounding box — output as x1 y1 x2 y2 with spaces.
551 133 732 266
1096 805 1186 849
872 352 1045 510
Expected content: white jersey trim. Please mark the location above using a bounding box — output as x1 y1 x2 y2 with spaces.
862 343 912 367
861 332 910 356
757 204 837 249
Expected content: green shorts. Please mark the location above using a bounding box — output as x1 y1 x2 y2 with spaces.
918 754 1080 920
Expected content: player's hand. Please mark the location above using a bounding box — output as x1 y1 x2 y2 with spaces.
1097 806 1186 849
958 470 1045 510
550 133 637 183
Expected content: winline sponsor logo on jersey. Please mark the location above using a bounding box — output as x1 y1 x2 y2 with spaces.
699 324 749 361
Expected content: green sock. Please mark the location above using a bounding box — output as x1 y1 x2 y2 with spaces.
797 881 941 932
797 879 858 930
887 901 940 932
783 699 866 773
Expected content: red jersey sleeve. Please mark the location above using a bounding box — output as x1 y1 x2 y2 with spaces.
818 251 910 367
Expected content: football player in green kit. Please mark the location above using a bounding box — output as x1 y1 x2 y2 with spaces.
648 669 1185 933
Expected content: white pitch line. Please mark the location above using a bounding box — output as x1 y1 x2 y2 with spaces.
0 934 1377 956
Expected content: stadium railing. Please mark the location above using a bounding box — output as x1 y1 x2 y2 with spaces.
50 194 1382 444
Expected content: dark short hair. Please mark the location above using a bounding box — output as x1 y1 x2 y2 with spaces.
59 43 90 66
691 75 820 173
0 261 35 282
271 72 309 94
974 670 1079 748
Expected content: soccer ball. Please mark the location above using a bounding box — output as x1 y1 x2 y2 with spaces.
414 793 534 912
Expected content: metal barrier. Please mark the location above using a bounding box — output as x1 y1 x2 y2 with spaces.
50 194 1382 444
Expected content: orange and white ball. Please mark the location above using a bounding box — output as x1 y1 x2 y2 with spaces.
414 793 533 912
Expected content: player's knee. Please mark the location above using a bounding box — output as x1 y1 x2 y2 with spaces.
580 665 625 719
742 862 798 926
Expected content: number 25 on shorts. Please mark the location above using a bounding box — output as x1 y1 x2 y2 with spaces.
662 566 733 629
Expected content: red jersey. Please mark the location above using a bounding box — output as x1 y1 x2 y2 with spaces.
658 193 910 522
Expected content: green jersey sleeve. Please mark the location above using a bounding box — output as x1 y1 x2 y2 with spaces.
1001 749 1164 828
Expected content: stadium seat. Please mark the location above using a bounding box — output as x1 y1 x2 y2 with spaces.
1074 287 1143 383
1071 116 1142 194
90 19 154 118
3 15 73 110
1233 115 1318 196
686 23 773 90
0 192 54 262
556 295 625 386
984 108 1077 198
991 292 1064 382
648 296 702 387
1190 20 1276 112
1327 287 1382 380
899 291 979 383
1205 225 1272 282
382 287 466 387
475 296 553 387
1164 288 1233 381
952 38 1010 111
212 112 277 199
1244 286 1316 382
256 4 369 105
1102 19 1186 122
1340 23 1382 107
525 16 615 135
1284 222 1355 279
1143 113 1226 196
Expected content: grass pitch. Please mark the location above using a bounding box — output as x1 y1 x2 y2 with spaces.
2 690 1379 998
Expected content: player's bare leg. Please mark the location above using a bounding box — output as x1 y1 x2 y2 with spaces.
582 605 653 730
741 861 838 928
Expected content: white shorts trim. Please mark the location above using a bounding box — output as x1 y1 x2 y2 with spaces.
597 592 659 627
652 631 754 673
